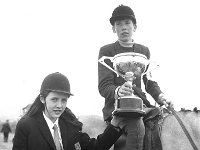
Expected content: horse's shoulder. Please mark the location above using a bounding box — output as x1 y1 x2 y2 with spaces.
160 108 200 150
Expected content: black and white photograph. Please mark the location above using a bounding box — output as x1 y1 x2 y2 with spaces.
0 0 200 150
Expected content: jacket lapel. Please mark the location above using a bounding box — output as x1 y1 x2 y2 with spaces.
59 118 71 150
35 113 56 150
59 117 80 150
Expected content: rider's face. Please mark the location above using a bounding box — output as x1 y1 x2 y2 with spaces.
113 18 136 43
41 91 68 123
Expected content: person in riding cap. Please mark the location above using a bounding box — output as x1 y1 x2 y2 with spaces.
98 4 173 150
12 72 125 150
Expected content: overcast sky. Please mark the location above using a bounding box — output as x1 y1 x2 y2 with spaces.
0 0 200 121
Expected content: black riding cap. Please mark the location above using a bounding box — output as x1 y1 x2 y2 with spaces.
110 4 136 26
40 72 73 96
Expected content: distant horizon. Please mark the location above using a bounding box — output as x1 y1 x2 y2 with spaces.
1 101 199 122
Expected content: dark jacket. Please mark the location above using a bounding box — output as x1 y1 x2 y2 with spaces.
98 41 163 120
12 112 122 150
1 122 11 134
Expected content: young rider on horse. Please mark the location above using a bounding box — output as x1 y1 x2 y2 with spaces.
98 4 173 150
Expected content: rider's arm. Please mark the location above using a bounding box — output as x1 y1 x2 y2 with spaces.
98 46 120 100
143 74 164 105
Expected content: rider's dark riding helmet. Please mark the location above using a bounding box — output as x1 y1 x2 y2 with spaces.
110 4 137 26
40 72 73 97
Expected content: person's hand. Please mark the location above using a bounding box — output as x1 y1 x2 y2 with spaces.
117 82 134 97
158 93 174 108
110 116 126 130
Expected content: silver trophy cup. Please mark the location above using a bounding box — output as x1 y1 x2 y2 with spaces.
99 52 150 117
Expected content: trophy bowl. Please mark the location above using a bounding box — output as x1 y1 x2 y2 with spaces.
113 53 148 79
99 52 150 117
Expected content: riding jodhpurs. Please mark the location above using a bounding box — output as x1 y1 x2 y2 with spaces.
124 117 145 150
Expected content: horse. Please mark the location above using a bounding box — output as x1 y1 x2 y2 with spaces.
79 107 200 150
160 108 200 150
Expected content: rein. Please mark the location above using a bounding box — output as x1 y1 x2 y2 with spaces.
165 106 198 150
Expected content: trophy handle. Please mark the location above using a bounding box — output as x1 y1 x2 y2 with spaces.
143 61 159 75
98 56 119 77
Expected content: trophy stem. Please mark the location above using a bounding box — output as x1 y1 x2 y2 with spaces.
125 72 135 97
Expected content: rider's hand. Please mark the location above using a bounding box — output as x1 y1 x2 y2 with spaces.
111 116 126 130
117 82 134 97
158 93 173 108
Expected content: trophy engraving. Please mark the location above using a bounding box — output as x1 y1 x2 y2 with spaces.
99 52 150 117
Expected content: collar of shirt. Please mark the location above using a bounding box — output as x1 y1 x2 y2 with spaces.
42 112 60 139
42 112 64 149
118 39 134 47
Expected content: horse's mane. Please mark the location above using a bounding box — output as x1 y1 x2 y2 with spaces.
179 107 200 113
162 107 200 121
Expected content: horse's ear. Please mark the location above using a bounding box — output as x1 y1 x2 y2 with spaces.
193 107 199 112
181 108 185 111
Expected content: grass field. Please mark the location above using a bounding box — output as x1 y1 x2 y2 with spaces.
0 133 14 150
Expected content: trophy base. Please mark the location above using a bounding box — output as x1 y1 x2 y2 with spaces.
113 109 145 118
113 95 146 118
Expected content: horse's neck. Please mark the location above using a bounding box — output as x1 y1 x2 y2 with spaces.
161 110 200 150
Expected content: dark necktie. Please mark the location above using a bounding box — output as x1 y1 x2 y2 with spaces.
53 124 63 150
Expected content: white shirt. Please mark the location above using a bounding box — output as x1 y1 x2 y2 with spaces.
42 112 63 149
